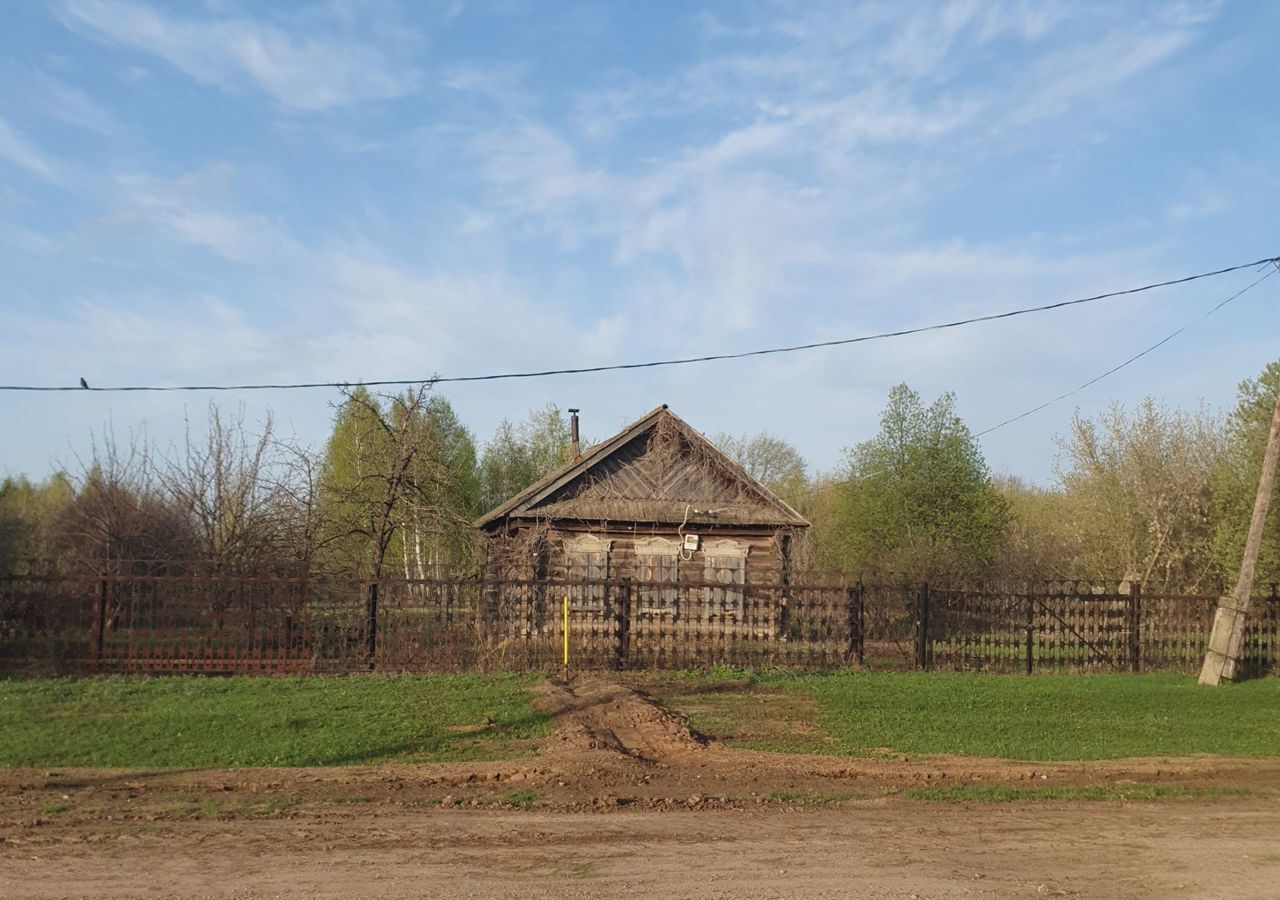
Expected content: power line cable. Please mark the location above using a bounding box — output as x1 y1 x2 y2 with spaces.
775 262 1277 501
1 254 1275 394
972 264 1277 438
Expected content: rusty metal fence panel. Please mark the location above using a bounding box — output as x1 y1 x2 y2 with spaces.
922 583 1279 676
2 572 1277 676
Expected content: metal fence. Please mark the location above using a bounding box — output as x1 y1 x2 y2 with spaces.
2 573 1277 676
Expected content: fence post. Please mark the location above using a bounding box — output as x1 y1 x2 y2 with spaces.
91 578 107 663
247 592 257 655
914 582 930 670
1024 591 1034 676
615 578 632 669
366 581 378 669
845 583 864 668
1129 581 1142 674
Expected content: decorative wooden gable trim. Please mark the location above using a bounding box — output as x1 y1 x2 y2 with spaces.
474 405 809 530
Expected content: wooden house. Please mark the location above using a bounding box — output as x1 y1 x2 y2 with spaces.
475 405 809 625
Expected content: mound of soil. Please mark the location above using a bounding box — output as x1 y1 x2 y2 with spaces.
538 676 708 763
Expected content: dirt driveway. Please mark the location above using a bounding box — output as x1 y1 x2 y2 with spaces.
2 677 1277 899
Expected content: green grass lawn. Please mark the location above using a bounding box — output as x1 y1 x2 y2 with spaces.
647 671 1280 761
0 674 552 768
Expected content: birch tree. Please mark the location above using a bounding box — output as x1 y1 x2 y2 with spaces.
319 385 479 577
477 404 573 512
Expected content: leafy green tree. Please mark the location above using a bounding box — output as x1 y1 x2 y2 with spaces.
1212 361 1280 589
829 384 1007 581
477 404 574 512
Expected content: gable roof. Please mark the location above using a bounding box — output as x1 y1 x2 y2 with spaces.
475 405 809 530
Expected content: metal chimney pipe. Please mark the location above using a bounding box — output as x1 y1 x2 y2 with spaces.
568 408 580 458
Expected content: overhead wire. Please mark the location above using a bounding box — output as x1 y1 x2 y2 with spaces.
972 263 1278 437
773 259 1278 502
0 254 1275 394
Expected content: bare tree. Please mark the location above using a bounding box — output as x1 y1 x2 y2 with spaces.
266 434 331 576
713 432 809 501
61 425 192 573
158 405 287 573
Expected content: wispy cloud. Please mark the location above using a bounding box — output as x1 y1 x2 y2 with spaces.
1008 26 1195 126
462 1 1209 320
58 0 421 111
0 117 58 180
100 165 299 263
30 73 123 136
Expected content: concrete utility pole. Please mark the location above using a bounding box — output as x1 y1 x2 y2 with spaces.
1199 386 1280 685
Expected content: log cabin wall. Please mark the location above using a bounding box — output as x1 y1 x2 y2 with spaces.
485 523 792 585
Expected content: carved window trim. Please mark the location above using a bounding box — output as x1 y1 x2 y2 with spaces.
564 535 611 610
702 540 748 619
635 537 680 614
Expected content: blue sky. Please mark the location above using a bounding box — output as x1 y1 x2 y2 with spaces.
2 0 1278 484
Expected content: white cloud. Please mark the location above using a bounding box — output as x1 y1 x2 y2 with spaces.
0 117 58 181
58 0 420 111
1009 27 1195 126
30 74 122 136
104 166 299 263
453 0 1218 345
4 294 275 390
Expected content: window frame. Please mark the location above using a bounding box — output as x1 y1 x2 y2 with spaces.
563 534 611 612
701 539 749 620
635 537 680 615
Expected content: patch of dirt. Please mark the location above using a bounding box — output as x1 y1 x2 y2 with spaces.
2 674 1279 898
537 675 709 762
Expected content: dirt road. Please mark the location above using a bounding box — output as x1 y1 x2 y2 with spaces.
3 677 1277 898
5 802 1279 899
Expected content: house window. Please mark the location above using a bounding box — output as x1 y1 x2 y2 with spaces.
635 537 679 614
702 540 748 619
564 535 611 611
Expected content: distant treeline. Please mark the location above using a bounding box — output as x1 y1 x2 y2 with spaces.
2 361 1278 592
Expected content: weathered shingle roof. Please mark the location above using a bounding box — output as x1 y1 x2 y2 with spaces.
474 405 808 530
